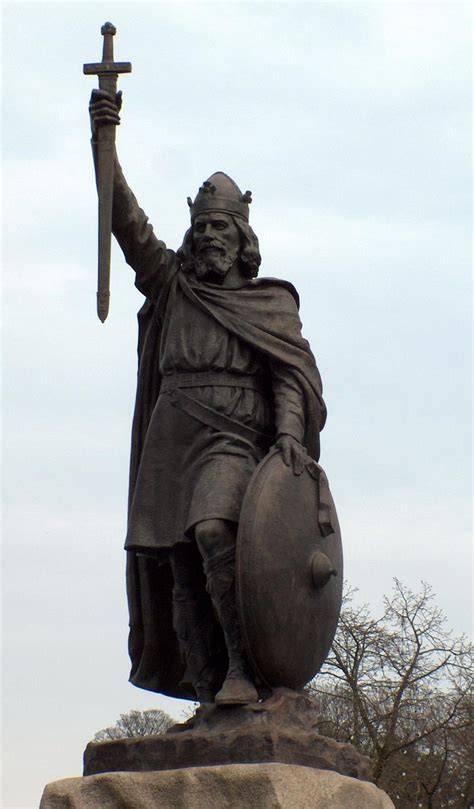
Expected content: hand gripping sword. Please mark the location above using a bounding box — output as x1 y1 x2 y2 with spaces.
84 22 132 322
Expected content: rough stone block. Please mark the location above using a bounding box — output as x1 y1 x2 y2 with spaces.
40 763 395 808
84 689 372 781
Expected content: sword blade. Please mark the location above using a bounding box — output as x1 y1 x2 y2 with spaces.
96 119 115 322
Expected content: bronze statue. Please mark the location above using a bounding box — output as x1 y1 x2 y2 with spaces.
87 42 342 706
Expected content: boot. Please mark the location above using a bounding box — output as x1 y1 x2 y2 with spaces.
203 546 259 706
172 594 224 703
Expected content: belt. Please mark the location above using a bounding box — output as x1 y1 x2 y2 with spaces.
166 387 273 448
160 371 266 395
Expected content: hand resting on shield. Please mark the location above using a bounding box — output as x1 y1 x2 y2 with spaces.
273 434 311 476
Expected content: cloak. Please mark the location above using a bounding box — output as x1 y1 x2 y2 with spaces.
126 269 326 697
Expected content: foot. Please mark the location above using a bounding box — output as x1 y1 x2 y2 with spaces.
214 674 259 705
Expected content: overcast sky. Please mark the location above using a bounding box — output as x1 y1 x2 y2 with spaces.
2 2 472 807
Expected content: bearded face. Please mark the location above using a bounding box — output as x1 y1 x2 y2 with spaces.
193 212 241 281
194 242 238 280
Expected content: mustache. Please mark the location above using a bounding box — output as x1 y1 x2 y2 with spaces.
196 239 226 255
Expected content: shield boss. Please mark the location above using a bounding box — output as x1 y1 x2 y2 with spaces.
236 450 343 689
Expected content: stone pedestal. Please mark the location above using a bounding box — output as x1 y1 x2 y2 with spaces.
84 689 372 780
40 763 395 808
41 691 395 807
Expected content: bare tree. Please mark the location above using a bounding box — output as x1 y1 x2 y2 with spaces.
308 580 473 808
94 708 174 741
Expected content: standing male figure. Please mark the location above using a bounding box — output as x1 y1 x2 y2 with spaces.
89 90 327 705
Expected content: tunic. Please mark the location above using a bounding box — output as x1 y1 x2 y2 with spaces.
112 160 314 554
127 281 272 550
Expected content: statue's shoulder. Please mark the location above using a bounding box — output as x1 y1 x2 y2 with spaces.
250 277 300 309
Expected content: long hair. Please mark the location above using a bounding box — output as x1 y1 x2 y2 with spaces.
177 216 262 278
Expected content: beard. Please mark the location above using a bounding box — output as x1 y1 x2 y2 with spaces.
194 242 238 281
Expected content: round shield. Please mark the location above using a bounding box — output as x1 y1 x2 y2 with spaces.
236 450 343 689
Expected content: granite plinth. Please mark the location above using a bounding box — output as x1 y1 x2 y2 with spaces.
41 764 396 809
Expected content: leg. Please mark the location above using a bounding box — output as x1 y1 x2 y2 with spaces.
170 543 224 703
195 519 259 705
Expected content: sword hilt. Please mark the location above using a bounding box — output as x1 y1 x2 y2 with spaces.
83 21 132 81
101 21 116 62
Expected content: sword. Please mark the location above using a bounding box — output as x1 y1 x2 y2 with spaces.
84 22 132 322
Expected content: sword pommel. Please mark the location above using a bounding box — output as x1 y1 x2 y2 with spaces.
101 21 116 36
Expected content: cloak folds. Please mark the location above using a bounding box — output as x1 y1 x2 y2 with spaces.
126 270 326 697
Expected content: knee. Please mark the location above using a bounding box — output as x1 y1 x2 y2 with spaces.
195 519 236 556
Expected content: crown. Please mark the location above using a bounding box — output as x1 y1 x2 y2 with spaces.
187 172 252 222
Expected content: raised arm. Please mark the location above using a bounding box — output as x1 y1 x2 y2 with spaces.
88 89 178 302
